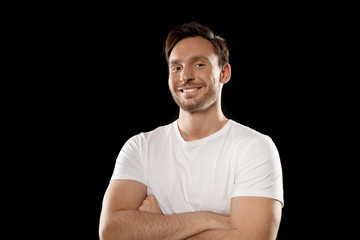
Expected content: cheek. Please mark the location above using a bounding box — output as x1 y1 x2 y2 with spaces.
168 74 178 88
197 72 213 85
168 76 173 88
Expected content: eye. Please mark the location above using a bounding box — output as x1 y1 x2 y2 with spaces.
195 63 205 68
171 66 182 72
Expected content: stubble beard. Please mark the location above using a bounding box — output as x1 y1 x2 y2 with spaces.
170 84 219 113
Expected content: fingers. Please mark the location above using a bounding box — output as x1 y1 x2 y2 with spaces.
145 195 156 201
138 195 163 215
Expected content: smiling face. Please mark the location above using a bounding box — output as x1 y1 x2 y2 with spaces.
168 36 229 113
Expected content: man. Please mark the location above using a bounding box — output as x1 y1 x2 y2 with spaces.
99 22 284 240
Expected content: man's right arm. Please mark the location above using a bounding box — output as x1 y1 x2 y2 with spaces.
99 179 230 240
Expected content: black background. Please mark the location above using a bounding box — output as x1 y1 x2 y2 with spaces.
10 3 354 239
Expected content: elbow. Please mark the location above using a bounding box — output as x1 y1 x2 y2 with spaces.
99 210 132 240
99 221 128 240
99 224 111 240
99 222 119 240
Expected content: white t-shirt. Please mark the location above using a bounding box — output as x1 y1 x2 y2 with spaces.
111 120 284 215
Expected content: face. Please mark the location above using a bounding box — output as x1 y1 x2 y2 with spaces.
168 36 228 113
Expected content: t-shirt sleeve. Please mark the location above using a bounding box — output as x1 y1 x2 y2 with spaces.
111 135 146 185
231 135 284 206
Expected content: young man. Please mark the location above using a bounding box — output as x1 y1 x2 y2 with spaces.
99 22 284 240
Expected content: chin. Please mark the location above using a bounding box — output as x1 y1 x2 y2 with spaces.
180 100 216 113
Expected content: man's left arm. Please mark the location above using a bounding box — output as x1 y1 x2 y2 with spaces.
187 196 282 240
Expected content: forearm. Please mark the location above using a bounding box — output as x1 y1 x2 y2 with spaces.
100 210 229 240
187 229 239 240
187 227 278 240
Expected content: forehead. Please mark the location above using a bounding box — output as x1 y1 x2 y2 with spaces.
169 36 218 63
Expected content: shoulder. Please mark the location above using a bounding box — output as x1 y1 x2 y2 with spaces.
118 121 175 159
228 120 271 142
126 121 175 146
228 120 278 153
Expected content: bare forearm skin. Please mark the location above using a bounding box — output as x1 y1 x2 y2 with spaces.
187 229 239 239
187 227 278 240
100 210 230 240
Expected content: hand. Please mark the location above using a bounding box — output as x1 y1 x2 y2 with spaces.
138 195 163 215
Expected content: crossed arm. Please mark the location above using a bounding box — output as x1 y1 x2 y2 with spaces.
99 180 282 240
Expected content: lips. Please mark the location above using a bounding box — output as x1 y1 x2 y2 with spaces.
177 85 204 93
182 87 201 93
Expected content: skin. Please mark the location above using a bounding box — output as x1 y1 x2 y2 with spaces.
99 36 282 240
99 180 231 240
168 36 231 141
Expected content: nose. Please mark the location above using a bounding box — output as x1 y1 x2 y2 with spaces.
180 66 195 83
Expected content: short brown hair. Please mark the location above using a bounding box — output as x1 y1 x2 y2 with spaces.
164 22 229 67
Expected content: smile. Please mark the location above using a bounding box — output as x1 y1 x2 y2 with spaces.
182 88 200 93
178 86 203 93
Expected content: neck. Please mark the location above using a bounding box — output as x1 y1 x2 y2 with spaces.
177 102 228 141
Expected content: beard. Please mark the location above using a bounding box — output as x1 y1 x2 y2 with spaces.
170 83 219 113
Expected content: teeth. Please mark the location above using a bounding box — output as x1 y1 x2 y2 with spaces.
183 88 199 93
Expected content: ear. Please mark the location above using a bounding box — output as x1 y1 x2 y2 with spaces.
220 63 231 84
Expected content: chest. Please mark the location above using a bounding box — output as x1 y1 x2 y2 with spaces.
144 139 237 215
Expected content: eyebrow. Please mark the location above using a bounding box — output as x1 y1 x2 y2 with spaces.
169 55 209 66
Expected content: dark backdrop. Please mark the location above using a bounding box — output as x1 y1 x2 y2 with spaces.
20 4 349 239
